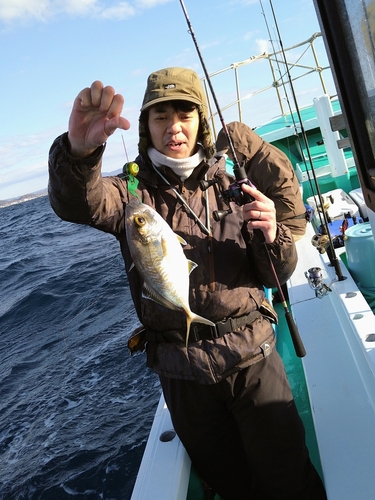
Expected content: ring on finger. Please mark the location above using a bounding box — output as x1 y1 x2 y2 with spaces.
258 210 262 220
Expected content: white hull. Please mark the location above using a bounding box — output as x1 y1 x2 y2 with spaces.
131 395 191 500
290 223 375 499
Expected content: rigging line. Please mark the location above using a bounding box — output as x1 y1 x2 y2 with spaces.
259 0 322 208
267 0 325 208
268 0 345 280
260 0 302 112
152 163 211 235
260 0 318 202
260 0 297 124
271 40 327 209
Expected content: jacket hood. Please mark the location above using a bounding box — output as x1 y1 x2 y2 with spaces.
138 67 215 162
215 121 263 161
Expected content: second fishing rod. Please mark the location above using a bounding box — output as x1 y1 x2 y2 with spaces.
179 0 306 358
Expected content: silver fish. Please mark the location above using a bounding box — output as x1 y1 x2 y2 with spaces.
125 200 215 346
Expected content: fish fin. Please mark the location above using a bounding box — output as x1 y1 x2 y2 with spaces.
185 317 192 348
160 234 187 256
161 236 170 258
142 282 180 311
187 260 198 274
185 313 216 347
191 313 215 328
176 234 187 246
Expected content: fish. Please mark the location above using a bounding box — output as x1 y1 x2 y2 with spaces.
125 199 215 346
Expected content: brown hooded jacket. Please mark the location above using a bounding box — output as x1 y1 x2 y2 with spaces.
48 132 298 384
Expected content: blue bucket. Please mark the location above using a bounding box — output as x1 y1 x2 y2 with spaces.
344 223 375 290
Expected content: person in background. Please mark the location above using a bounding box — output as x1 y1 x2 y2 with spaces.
48 67 326 499
216 121 308 240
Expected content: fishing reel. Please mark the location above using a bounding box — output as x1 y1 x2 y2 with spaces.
122 162 139 179
119 162 140 200
305 267 332 299
200 164 255 221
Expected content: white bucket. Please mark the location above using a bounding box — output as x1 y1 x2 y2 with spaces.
344 223 375 290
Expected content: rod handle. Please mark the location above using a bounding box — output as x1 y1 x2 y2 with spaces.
285 311 306 357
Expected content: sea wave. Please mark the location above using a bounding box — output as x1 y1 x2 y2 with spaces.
0 196 160 499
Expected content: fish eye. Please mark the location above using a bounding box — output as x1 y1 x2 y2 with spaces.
134 215 146 227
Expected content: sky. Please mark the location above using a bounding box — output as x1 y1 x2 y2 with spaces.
0 0 337 200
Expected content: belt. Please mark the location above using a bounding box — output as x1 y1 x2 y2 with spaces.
134 308 277 353
190 311 262 342
146 299 277 345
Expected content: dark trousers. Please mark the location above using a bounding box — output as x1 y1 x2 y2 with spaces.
159 349 327 500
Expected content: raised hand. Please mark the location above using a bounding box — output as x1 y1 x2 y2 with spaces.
68 81 130 157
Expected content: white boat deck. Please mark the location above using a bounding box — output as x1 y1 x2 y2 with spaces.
289 224 375 499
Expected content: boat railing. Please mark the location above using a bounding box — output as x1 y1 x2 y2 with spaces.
202 32 332 137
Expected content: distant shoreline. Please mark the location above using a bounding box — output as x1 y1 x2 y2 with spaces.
1 169 122 209
0 189 48 209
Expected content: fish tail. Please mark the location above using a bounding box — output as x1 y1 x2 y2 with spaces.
185 313 216 347
185 317 192 348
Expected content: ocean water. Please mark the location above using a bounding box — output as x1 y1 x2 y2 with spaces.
0 196 161 499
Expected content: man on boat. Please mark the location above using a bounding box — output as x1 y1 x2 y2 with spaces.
216 121 308 240
48 67 326 499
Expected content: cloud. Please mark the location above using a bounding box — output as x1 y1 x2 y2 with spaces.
0 128 61 197
59 0 100 16
100 2 135 20
229 0 258 5
243 31 253 42
255 37 272 54
0 0 172 24
134 0 172 7
0 0 50 23
0 0 100 23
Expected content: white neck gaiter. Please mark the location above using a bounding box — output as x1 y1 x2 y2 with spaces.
147 146 205 181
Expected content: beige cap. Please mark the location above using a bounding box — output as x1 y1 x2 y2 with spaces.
141 67 208 112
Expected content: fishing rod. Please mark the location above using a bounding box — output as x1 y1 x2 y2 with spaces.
259 0 321 207
179 0 255 201
179 0 306 357
267 0 345 281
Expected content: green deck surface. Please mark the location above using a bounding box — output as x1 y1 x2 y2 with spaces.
273 301 323 480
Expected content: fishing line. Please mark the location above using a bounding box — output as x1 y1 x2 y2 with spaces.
179 0 306 357
268 0 345 281
151 163 211 235
260 0 326 228
122 134 130 163
179 0 243 175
